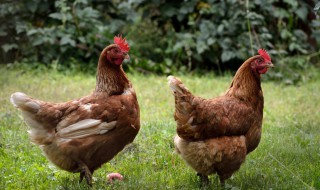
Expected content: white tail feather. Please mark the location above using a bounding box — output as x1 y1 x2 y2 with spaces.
11 92 52 145
10 92 28 107
167 75 178 92
167 75 190 95
10 92 40 113
10 92 44 130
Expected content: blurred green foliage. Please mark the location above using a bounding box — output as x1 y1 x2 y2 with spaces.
0 0 319 78
0 0 128 67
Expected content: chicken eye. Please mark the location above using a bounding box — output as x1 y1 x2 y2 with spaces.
257 59 263 64
114 49 120 53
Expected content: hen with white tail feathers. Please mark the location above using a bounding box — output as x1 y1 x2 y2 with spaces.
10 35 140 186
168 49 274 186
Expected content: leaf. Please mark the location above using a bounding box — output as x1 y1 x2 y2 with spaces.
217 24 224 34
314 1 320 14
196 39 207 54
82 7 99 19
273 7 289 18
295 6 308 21
288 43 298 51
60 36 76 46
49 13 62 20
15 23 27 34
283 0 298 8
207 38 215 45
293 29 307 41
280 29 291 39
173 41 184 51
27 29 38 36
177 13 185 22
38 2 50 12
221 50 236 62
164 58 172 66
74 0 88 6
179 1 196 15
218 38 232 49
199 20 215 38
1 44 18 52
78 36 86 43
32 37 44 46
0 29 7 36
160 5 176 17
26 1 38 13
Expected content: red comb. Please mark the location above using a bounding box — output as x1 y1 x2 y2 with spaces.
258 49 271 62
114 35 130 53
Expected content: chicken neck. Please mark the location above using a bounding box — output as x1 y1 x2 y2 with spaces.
226 57 263 104
95 57 130 95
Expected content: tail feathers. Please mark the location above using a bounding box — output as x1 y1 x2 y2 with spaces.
11 92 55 145
11 92 45 129
10 92 40 113
168 75 195 130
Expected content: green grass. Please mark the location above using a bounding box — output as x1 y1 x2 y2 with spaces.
0 67 319 190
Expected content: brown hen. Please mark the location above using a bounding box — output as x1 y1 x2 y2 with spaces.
168 49 273 186
10 35 140 185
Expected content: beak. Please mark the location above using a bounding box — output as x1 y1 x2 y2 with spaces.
124 53 130 60
266 62 274 68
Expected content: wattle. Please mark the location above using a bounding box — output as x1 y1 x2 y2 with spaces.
114 58 123 65
257 67 268 74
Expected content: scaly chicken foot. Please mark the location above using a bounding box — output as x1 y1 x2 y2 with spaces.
197 173 209 187
77 163 93 186
219 173 232 187
79 170 85 183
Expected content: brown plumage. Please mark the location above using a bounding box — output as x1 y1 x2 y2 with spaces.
10 37 140 185
168 50 273 186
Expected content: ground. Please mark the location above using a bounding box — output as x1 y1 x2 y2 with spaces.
0 68 319 189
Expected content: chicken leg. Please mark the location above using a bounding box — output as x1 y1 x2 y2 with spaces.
77 162 93 186
197 173 209 187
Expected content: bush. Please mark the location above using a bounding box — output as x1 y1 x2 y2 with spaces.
265 54 319 85
0 0 130 66
127 0 319 72
0 0 319 76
